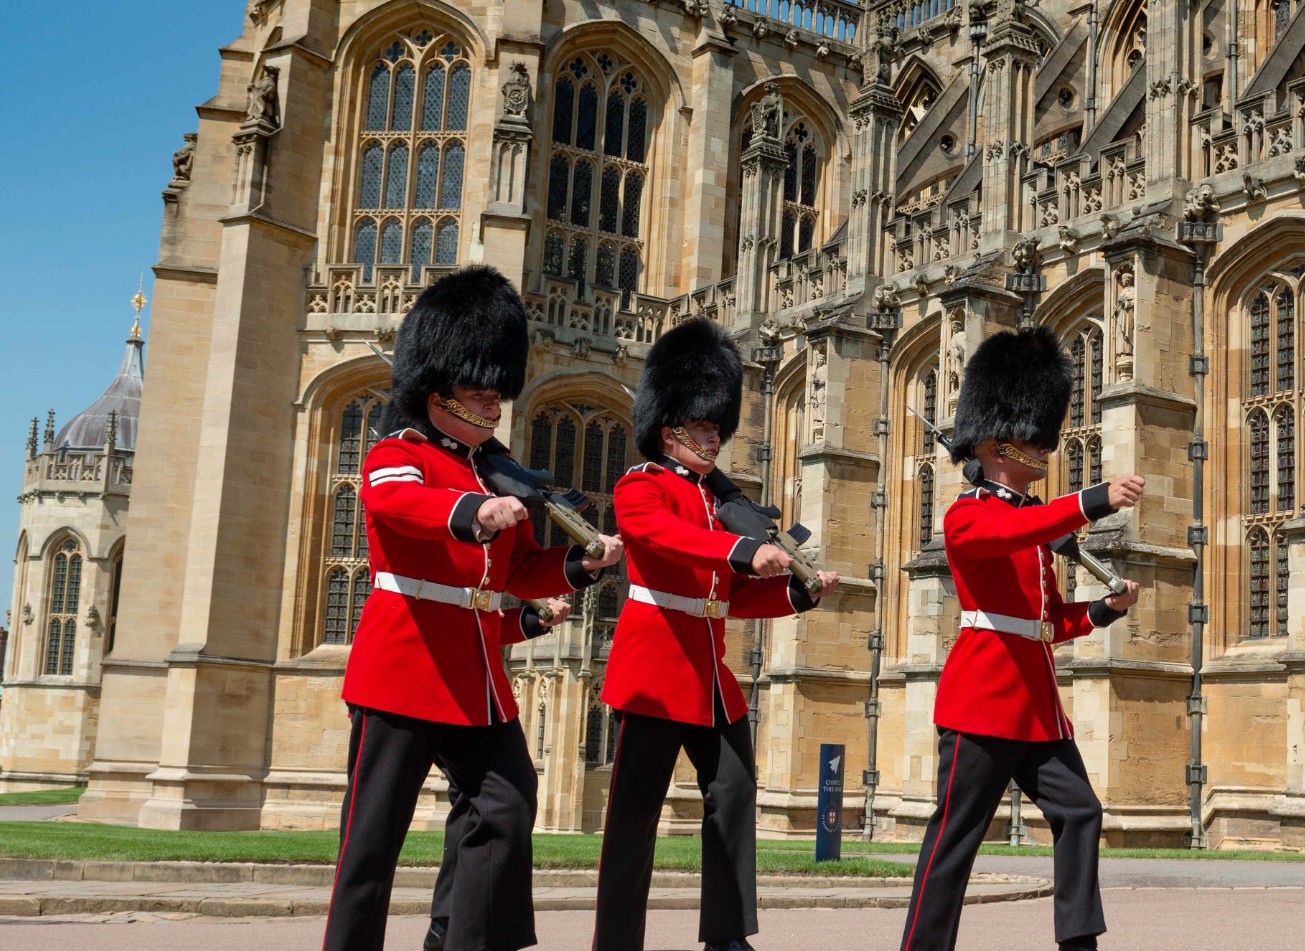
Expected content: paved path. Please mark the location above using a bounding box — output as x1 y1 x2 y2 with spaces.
0 804 77 822
1 889 1303 950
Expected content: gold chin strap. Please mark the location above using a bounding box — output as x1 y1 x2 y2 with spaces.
672 426 718 462
439 397 499 430
995 441 1049 471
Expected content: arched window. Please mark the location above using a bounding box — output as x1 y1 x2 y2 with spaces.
546 56 653 311
1062 322 1106 490
44 537 82 676
1105 1 1148 104
918 463 935 547
107 544 124 656
1249 527 1270 637
349 31 472 284
1250 409 1271 515
321 393 385 646
739 103 825 263
921 368 937 453
584 678 619 767
527 402 632 544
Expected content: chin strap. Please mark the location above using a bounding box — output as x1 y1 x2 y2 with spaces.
671 426 718 462
439 397 499 430
995 441 1049 471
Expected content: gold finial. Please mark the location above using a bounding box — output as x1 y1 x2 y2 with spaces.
130 273 147 342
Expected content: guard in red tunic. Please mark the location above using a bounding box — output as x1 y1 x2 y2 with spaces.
899 327 1145 951
592 318 840 951
322 266 623 951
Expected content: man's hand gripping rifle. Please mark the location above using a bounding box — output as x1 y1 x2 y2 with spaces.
704 470 825 596
905 405 1128 596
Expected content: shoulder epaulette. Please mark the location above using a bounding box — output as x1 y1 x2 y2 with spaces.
626 461 663 475
389 427 429 443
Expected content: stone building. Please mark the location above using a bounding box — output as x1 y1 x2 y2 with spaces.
0 298 142 789
4 0 1303 849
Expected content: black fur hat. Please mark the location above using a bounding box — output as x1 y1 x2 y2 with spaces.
383 265 528 430
633 318 743 461
949 326 1073 463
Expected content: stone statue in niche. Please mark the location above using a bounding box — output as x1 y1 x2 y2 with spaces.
501 62 531 117
171 133 197 182
947 316 967 397
1114 266 1136 359
809 343 828 442
752 83 783 140
245 65 280 126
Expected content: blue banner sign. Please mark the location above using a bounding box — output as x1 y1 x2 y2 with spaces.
815 742 845 862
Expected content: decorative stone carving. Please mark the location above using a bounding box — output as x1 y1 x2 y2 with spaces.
374 326 396 346
171 132 197 183
784 29 800 51
943 264 960 285
501 62 531 117
611 345 629 366
751 83 783 141
947 314 967 400
815 42 831 60
760 315 781 345
244 65 280 127
531 327 555 349
683 0 709 16
1012 236 1040 272
874 282 900 311
1100 213 1121 239
1183 183 1220 222
572 337 592 359
1268 127 1294 157
753 18 770 40
1243 171 1268 202
913 273 930 298
1057 225 1080 255
875 18 898 86
1294 155 1305 187
719 6 738 30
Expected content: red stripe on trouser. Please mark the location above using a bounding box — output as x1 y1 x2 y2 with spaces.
322 710 367 951
591 715 627 951
903 733 963 951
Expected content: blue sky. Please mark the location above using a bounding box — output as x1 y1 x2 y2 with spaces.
0 4 244 620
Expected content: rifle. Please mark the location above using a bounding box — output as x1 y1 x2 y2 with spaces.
905 405 1129 597
476 440 607 560
704 469 825 596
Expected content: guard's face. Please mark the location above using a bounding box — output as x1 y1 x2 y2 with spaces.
428 385 503 445
452 386 503 424
662 420 721 474
1001 438 1052 483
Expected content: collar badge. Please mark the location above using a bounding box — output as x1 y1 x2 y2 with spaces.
440 437 458 451
996 487 1012 500
675 465 690 477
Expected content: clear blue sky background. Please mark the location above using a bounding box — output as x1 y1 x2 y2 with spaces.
0 4 245 620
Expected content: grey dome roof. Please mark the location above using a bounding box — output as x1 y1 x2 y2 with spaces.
55 335 144 452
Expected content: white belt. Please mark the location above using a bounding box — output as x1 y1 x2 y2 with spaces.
374 572 503 612
961 609 1054 643
628 584 729 619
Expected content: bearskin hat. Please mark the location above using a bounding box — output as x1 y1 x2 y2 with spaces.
949 326 1073 464
633 318 743 461
382 265 528 431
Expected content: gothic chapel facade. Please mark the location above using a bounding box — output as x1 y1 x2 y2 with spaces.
5 0 1305 849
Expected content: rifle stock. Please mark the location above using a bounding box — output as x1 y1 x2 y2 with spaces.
706 471 826 596
476 443 606 559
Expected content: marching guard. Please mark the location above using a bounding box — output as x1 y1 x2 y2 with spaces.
592 318 840 951
321 266 623 951
899 327 1144 951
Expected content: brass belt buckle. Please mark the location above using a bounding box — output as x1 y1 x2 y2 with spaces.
704 599 727 619
472 588 495 612
1039 621 1054 643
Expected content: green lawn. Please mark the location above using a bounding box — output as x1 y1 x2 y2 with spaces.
0 787 84 806
0 822 1298 869
0 823 910 877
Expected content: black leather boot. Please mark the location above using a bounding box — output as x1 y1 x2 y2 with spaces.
423 917 448 951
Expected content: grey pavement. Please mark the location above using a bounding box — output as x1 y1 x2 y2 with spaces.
1 890 1304 950
950 853 1305 889
0 804 78 821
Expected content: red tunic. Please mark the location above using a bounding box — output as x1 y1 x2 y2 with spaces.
602 461 819 726
342 428 594 725
934 480 1121 742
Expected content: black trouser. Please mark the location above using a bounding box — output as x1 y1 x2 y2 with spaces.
592 698 758 950
322 706 538 951
900 729 1105 951
429 771 469 924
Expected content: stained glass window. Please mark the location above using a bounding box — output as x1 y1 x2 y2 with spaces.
798 215 815 253
1067 439 1084 494
1070 336 1086 428
351 569 372 634
360 144 383 209
339 402 363 474
380 219 403 264
366 65 390 131
569 236 588 286
780 210 795 259
922 369 937 453
332 485 357 557
392 64 415 131
1088 436 1102 486
1089 329 1103 425
919 463 935 547
1277 290 1295 392
1251 292 1271 397
571 160 594 227
422 64 445 130
1276 533 1290 634
354 219 377 281
1275 0 1291 40
44 538 81 675
324 568 351 644
600 166 621 233
544 54 650 307
385 144 409 208
583 422 605 492
1278 406 1295 511
447 64 470 130
416 143 439 208
436 219 458 265
410 219 433 280
439 142 464 209
350 32 471 280
1251 410 1270 515
1249 528 1270 637
554 416 578 491
801 144 818 205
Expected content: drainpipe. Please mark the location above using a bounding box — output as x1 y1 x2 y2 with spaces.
749 348 782 751
1178 212 1218 848
1228 0 1240 109
1086 2 1100 133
